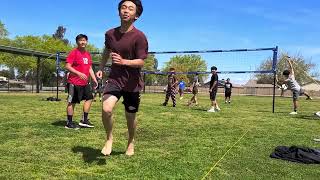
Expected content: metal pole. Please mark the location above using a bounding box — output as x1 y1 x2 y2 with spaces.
36 56 40 93
7 78 9 93
143 73 146 93
56 52 60 101
31 69 34 93
272 46 278 113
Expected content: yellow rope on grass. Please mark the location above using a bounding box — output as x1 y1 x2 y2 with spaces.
201 130 249 180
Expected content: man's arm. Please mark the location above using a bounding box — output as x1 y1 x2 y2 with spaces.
65 63 87 80
89 67 98 89
210 81 217 92
287 59 295 76
96 48 111 79
111 52 144 68
99 48 111 70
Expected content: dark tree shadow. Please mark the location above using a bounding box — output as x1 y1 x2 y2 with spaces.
72 146 106 165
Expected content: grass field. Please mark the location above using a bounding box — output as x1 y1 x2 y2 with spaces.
1 92 320 179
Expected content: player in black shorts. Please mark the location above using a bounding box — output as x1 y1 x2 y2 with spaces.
224 78 232 104
208 66 220 112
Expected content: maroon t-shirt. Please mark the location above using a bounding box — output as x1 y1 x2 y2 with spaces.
105 26 148 92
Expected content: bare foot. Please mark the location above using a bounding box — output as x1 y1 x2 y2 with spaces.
125 142 134 156
101 139 112 156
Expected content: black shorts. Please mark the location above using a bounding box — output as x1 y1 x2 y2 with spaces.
225 91 232 97
104 82 141 113
192 87 198 95
67 83 93 104
210 91 217 101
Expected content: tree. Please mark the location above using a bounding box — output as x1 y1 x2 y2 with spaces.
0 35 73 86
0 68 15 79
142 54 158 85
161 54 207 85
0 21 9 38
52 26 69 45
256 53 318 85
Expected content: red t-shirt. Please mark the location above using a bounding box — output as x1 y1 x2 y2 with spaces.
105 26 148 92
67 48 92 86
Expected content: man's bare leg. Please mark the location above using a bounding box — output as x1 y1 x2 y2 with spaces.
101 94 118 156
67 103 76 117
188 95 195 106
194 95 198 105
125 111 137 156
83 99 92 113
293 99 298 112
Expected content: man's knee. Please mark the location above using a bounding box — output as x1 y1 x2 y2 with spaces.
103 106 113 117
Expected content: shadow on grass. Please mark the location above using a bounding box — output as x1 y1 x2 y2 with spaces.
51 120 66 127
296 115 320 121
72 146 107 165
191 107 208 112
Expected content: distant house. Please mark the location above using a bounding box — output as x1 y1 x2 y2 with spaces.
203 79 242 88
243 79 274 88
302 81 320 91
203 80 226 88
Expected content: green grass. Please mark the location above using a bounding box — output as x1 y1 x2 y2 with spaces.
1 92 320 179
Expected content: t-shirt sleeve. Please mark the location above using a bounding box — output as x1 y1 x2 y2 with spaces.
214 75 218 82
135 33 148 60
88 53 93 66
66 50 76 64
104 32 111 50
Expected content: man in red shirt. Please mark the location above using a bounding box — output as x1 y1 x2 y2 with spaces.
65 34 98 129
96 0 148 156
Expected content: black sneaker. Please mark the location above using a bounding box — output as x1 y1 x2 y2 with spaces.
79 120 94 128
65 122 80 130
162 103 167 106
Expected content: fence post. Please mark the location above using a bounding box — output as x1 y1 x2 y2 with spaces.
36 56 41 93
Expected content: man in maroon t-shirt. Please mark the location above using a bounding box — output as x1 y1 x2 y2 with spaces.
162 68 178 107
96 0 148 156
65 34 98 129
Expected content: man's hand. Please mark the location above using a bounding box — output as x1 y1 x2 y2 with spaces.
93 80 98 89
111 52 126 65
77 72 88 80
96 70 103 79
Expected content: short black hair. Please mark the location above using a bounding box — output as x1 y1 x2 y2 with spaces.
76 34 88 42
227 78 230 81
195 72 199 75
118 0 143 17
283 70 290 76
211 66 217 71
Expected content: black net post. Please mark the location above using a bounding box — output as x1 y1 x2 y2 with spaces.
272 46 278 113
36 56 41 93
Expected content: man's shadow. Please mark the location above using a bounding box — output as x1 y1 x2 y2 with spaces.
72 146 125 165
51 120 66 127
295 114 320 121
72 146 106 165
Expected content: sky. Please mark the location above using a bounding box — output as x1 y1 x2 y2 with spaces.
1 0 320 83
